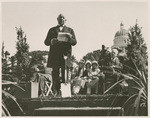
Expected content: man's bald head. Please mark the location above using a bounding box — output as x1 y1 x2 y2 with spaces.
57 14 66 26
57 14 66 19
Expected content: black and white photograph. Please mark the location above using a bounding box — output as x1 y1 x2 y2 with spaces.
1 0 149 116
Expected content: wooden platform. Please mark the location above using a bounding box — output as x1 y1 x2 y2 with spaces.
19 94 128 116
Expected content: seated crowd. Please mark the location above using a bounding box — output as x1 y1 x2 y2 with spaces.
29 48 127 97
71 60 105 95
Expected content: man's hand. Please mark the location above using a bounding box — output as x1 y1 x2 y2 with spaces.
51 38 58 45
66 33 72 41
66 33 72 38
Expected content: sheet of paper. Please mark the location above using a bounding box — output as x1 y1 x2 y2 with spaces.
57 32 72 42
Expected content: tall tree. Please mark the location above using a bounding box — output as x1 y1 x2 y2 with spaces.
126 20 148 77
15 27 30 81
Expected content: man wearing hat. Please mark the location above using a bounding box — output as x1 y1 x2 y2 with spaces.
44 14 77 95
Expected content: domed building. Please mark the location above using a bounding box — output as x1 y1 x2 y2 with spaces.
112 22 130 54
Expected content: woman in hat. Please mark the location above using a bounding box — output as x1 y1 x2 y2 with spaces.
71 59 85 94
86 60 100 95
79 60 92 94
83 60 92 77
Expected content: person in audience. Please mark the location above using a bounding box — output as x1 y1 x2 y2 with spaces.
98 45 112 67
86 61 100 95
111 49 122 69
79 60 92 94
75 59 85 77
30 64 53 97
97 61 105 95
70 62 78 80
83 60 92 77
110 49 123 94
71 59 85 94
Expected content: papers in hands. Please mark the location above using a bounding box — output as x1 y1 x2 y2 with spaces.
57 32 72 42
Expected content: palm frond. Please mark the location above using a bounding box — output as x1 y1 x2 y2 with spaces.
104 79 124 94
120 73 133 80
134 88 144 115
2 90 24 113
141 71 147 86
131 86 141 91
128 76 143 88
2 80 25 91
122 94 138 108
131 57 142 76
131 57 147 86
140 94 147 101
140 98 146 103
131 86 146 99
127 73 146 88
2 101 11 116
123 64 138 73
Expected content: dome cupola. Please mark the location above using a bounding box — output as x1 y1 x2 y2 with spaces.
115 22 129 38
112 22 130 53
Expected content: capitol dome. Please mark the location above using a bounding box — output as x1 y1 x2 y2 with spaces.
114 22 129 38
112 22 130 53
115 29 129 37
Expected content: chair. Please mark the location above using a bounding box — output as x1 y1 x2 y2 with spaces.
44 67 53 96
37 73 53 97
45 80 53 96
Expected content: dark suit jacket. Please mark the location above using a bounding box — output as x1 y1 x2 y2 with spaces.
44 25 77 68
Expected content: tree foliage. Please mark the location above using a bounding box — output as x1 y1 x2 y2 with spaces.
29 50 48 66
15 27 30 81
126 21 148 77
83 50 101 62
82 45 112 67
70 55 78 64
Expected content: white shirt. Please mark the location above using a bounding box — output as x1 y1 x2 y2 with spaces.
58 24 65 31
59 26 63 31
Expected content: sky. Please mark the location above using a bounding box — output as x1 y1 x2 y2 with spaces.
1 1 148 61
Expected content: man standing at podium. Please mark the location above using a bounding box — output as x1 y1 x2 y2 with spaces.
44 14 77 95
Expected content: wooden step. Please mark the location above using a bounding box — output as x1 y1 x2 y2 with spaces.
19 95 128 116
33 107 124 116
